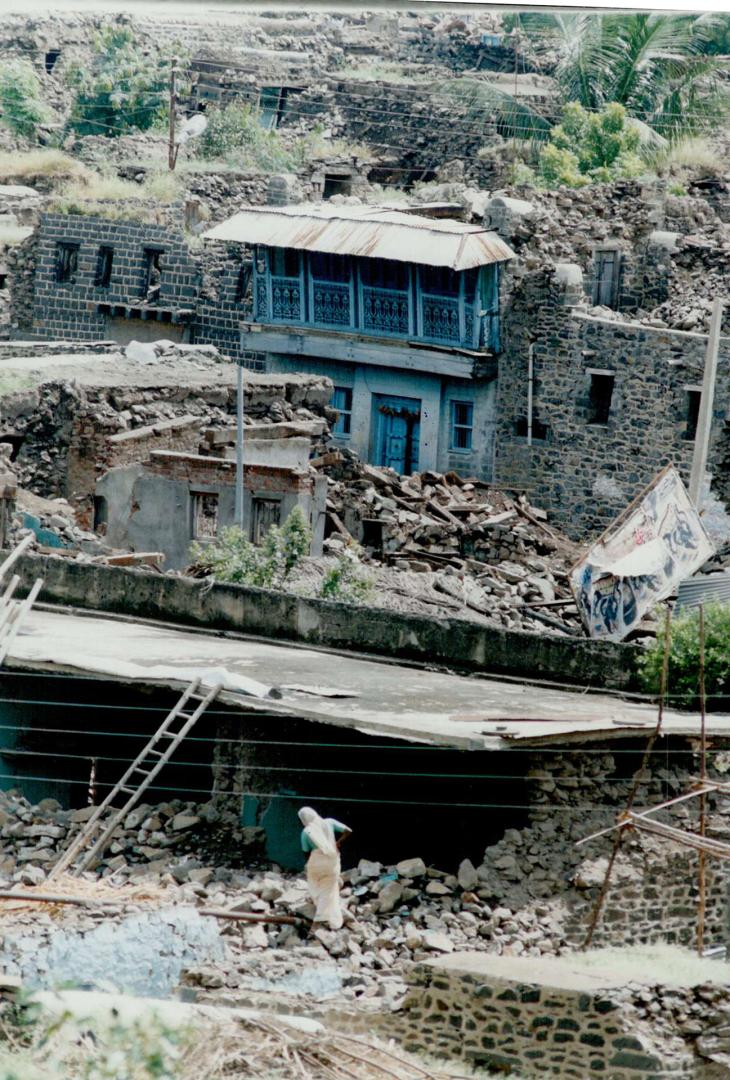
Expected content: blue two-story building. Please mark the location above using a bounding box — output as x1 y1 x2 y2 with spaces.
205 204 515 477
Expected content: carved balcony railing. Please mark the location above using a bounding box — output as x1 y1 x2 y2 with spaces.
271 276 303 322
311 281 351 327
420 295 461 345
361 286 410 337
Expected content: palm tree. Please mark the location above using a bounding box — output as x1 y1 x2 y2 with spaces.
544 13 729 139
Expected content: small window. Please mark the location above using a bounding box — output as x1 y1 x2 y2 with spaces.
235 264 251 302
587 372 615 425
94 245 114 288
251 497 281 544
191 491 219 540
55 242 79 284
360 258 409 291
45 49 61 74
514 416 548 441
323 174 352 199
310 252 350 283
684 389 701 441
332 387 353 437
450 400 474 451
270 248 300 278
143 248 163 301
93 495 108 531
0 273 7 291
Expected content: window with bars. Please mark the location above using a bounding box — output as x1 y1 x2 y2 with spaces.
332 386 353 437
450 400 474 451
191 491 219 540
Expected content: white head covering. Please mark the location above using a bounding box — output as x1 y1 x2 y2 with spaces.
298 806 337 857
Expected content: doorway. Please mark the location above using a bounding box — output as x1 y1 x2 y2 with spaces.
373 394 421 474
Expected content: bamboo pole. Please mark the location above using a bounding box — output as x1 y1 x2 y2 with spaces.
199 908 305 927
697 604 707 956
581 605 672 949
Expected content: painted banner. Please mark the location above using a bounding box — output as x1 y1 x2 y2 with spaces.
570 465 715 642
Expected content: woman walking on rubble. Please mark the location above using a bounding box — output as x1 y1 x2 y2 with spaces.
298 806 351 930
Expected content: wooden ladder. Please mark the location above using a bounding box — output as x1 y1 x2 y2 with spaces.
47 677 221 880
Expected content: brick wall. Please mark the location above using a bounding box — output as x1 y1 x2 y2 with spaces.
145 450 314 495
67 415 202 527
19 212 201 341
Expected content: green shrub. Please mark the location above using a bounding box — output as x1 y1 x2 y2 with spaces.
320 548 373 603
190 506 312 589
196 102 296 171
536 101 647 188
67 26 175 137
638 602 730 711
0 59 49 139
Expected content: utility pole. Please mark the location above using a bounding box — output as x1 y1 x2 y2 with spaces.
689 297 724 507
168 57 178 172
234 360 245 529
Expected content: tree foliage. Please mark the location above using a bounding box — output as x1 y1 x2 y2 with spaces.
196 102 296 171
544 13 728 139
66 26 172 137
0 59 48 139
639 602 730 711
190 507 312 590
536 102 645 187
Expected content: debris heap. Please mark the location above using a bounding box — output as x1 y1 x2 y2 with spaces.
316 449 583 636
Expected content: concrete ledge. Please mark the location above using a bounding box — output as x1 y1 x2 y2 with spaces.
12 553 641 690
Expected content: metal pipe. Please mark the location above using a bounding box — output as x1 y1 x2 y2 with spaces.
689 298 724 507
527 344 534 447
235 361 244 528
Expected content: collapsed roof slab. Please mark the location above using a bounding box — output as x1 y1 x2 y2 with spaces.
7 608 728 751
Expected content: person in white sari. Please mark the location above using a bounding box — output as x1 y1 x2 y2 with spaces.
298 806 352 930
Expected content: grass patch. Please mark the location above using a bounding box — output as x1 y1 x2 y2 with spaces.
47 168 182 221
644 136 726 178
0 149 92 185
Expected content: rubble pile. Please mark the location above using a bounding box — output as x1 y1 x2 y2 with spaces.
0 790 566 990
317 449 583 635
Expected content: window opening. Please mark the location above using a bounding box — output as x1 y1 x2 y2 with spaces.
0 273 7 291
592 248 622 309
270 248 300 278
332 387 353 436
259 86 285 130
251 497 281 544
93 495 108 531
143 248 163 303
684 389 701 441
191 491 219 540
45 49 61 74
450 400 474 451
360 258 408 291
587 372 615 425
421 265 462 297
310 252 350 282
515 416 548 441
235 264 252 302
55 242 79 284
94 245 114 288
323 175 352 199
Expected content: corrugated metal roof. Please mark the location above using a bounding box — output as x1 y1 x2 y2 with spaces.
203 204 516 270
675 570 730 611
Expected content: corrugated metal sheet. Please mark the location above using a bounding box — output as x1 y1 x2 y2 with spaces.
203 204 516 270
675 570 730 611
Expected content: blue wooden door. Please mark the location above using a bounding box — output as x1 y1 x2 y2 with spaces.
373 394 421 474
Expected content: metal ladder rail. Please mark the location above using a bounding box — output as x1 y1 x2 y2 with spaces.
72 680 222 876
0 578 44 665
48 677 205 880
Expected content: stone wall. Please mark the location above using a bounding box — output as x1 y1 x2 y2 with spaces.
9 553 641 690
494 276 730 537
386 952 722 1077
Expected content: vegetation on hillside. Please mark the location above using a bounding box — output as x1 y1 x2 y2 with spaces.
0 59 49 139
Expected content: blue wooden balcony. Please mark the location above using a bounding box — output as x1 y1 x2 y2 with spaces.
253 248 500 352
